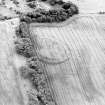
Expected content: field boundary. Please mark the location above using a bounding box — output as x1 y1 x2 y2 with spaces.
30 14 99 28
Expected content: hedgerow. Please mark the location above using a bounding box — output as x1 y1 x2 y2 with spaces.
15 21 56 105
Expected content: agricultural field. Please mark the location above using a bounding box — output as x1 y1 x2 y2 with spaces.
30 15 105 105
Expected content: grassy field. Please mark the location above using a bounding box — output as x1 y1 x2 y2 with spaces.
30 15 105 105
0 18 25 105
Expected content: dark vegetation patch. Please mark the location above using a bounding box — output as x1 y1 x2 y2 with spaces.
39 0 64 6
15 22 30 38
15 38 34 58
21 0 79 23
99 11 105 14
15 21 56 105
27 1 37 9
20 8 78 23
26 0 36 2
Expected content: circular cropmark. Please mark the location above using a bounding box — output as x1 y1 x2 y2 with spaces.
37 37 71 64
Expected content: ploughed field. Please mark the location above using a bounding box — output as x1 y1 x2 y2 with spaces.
30 15 105 105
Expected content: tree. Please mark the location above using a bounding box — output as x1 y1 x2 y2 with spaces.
48 0 56 6
27 57 41 72
57 9 68 22
70 4 79 14
62 2 71 10
15 38 34 58
20 15 32 23
49 9 58 17
55 0 64 5
27 2 36 9
16 22 30 38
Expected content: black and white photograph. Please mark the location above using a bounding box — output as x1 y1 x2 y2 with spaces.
0 0 105 105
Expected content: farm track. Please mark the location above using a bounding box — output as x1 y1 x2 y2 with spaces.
30 14 105 105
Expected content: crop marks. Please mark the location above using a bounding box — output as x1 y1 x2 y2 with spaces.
30 15 105 105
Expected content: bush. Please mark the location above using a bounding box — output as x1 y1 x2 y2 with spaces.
70 4 79 14
27 57 41 71
16 22 30 38
28 91 40 105
19 66 38 79
20 15 32 23
55 0 64 5
45 15 52 23
61 2 79 15
57 9 68 22
27 12 42 18
32 73 46 86
36 15 48 23
39 9 49 15
26 57 45 85
37 91 55 105
65 9 72 17
15 27 22 38
15 38 34 58
62 2 71 10
49 9 58 17
27 11 49 23
27 2 36 9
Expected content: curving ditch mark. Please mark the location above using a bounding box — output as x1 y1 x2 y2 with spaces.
32 37 72 65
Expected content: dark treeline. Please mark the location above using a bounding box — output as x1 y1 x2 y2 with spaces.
14 22 56 105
